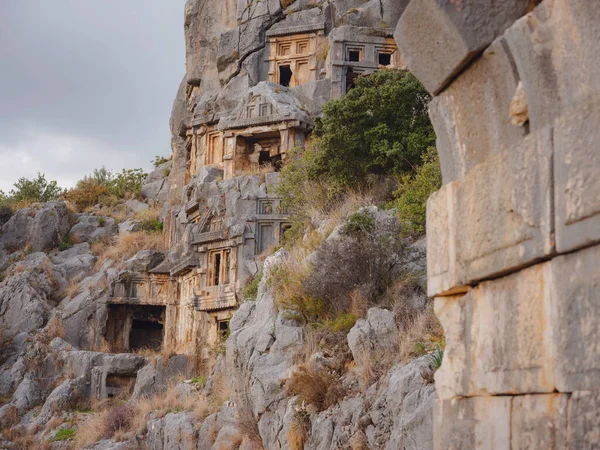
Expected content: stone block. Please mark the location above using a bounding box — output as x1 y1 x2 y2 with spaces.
554 105 600 253
394 0 530 94
550 245 600 392
426 182 464 297
427 128 554 296
435 262 555 400
433 396 511 450
428 38 525 184
504 0 600 130
567 391 600 449
511 394 568 450
454 126 553 284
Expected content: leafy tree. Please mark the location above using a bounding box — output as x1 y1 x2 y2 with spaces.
86 167 114 186
9 172 65 203
64 178 110 210
392 147 442 236
311 69 434 186
151 155 171 168
108 168 147 199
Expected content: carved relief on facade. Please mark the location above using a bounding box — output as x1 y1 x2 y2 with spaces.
267 31 323 87
330 34 404 97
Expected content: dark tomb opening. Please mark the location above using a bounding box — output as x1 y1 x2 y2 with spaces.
378 52 391 66
129 319 163 352
105 374 136 398
345 67 358 93
348 50 360 62
213 252 222 285
259 151 282 171
218 320 230 338
279 65 292 87
106 304 166 353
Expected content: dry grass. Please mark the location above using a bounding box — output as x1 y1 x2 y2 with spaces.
350 430 370 450
95 336 111 353
285 364 343 412
287 417 309 450
133 206 160 222
399 305 445 363
0 424 45 450
44 416 64 431
94 231 165 269
73 408 111 448
64 278 81 298
46 315 65 340
74 383 209 448
235 397 262 448
0 330 13 365
137 383 208 420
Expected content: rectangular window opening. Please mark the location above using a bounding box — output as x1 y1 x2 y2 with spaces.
213 253 221 286
348 50 360 62
378 52 392 66
279 65 292 87
218 320 230 338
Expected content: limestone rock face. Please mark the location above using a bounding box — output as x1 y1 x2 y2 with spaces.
0 252 65 335
0 202 70 252
347 307 398 362
70 214 118 243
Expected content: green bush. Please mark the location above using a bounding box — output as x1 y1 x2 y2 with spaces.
8 172 65 204
152 155 171 168
50 428 76 442
325 313 358 332
58 234 74 251
139 218 163 233
391 147 442 236
345 211 375 235
108 168 147 199
191 375 208 388
311 69 434 187
244 272 262 300
0 204 13 226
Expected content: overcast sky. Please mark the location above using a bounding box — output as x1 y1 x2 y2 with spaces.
0 0 186 192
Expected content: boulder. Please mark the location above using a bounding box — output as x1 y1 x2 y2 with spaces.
36 377 87 423
118 218 143 234
132 355 195 398
70 214 118 243
51 242 96 280
0 202 71 252
394 0 530 94
146 411 198 450
12 374 45 414
0 253 66 335
124 250 165 272
347 308 398 363
125 199 149 215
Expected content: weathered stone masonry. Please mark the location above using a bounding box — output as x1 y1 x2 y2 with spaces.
395 0 599 448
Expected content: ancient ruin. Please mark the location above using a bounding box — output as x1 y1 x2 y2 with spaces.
394 0 600 447
103 3 406 369
1 1 598 448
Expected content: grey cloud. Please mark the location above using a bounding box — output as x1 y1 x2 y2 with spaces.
0 0 186 190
